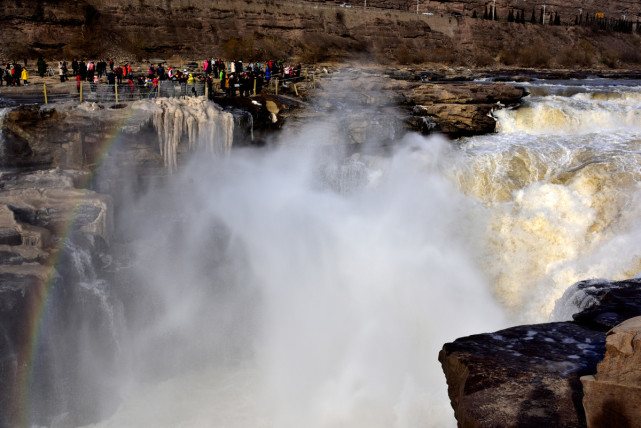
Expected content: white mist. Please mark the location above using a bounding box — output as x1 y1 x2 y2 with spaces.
93 128 507 427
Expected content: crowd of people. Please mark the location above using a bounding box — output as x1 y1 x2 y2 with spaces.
1 56 308 98
1 61 29 86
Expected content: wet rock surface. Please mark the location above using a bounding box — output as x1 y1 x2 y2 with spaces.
440 278 641 428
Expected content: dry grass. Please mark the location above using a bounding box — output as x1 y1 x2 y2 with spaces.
557 39 594 67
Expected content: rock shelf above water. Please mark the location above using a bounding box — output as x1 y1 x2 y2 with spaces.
440 279 641 427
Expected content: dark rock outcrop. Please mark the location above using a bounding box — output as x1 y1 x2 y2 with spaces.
439 278 641 428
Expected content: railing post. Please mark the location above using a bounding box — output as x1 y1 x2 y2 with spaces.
205 81 208 99
275 78 278 95
253 78 257 96
80 82 83 102
115 83 119 103
43 84 48 105
294 83 298 96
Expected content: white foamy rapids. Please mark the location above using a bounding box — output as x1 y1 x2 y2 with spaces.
456 84 641 322
92 133 507 428
146 98 234 170
495 89 641 135
549 279 607 321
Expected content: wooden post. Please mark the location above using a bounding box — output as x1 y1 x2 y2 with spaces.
157 80 160 98
115 83 119 104
205 82 208 99
43 84 48 105
293 83 298 96
79 82 83 102
253 78 257 96
313 73 316 88
275 78 278 96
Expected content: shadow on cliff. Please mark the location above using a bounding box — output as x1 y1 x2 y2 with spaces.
516 384 563 428
591 399 632 428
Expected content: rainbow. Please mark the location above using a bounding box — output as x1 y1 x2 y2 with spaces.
9 107 142 427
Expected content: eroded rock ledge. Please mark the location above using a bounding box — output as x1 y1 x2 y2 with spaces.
0 169 114 425
439 279 641 427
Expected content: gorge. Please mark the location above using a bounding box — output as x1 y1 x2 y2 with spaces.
1 68 641 427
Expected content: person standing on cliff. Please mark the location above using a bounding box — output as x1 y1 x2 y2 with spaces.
58 61 66 82
37 57 46 78
107 69 115 87
21 67 29 86
72 58 78 76
87 61 95 82
115 65 123 85
203 59 209 76
13 63 22 86
79 60 87 81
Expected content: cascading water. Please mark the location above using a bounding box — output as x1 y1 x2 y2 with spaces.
456 79 641 322
11 78 641 427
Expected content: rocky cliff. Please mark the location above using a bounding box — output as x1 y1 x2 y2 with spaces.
1 0 639 68
439 279 641 427
582 316 641 427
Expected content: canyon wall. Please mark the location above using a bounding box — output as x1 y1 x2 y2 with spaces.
1 0 639 67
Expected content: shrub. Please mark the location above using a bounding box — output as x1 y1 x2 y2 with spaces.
474 50 495 67
557 39 594 67
519 46 550 67
600 51 619 68
499 48 519 66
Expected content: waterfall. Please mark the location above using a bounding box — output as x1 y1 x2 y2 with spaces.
23 237 126 427
457 81 641 321
149 98 235 170
7 77 641 428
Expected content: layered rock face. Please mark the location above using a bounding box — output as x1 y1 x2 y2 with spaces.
408 81 526 135
439 279 641 427
287 67 527 141
582 316 641 427
1 0 638 65
0 169 115 427
313 0 640 21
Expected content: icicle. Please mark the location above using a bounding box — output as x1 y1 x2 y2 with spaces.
149 98 235 171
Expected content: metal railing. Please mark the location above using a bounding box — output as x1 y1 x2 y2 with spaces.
36 80 207 105
1 68 324 106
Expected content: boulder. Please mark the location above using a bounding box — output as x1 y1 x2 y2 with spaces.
408 82 527 136
581 316 641 427
439 322 605 427
412 103 497 135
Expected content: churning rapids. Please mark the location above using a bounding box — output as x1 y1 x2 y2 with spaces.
13 78 641 427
